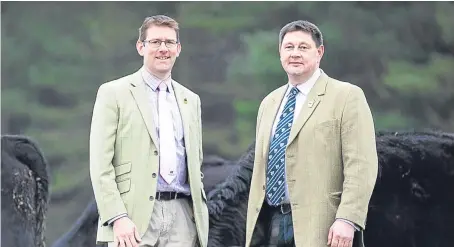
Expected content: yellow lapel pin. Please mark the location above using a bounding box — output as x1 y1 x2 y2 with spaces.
184 98 188 104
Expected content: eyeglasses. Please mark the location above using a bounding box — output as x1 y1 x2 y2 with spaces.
142 39 178 48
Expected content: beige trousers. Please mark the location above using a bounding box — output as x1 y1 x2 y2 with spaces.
108 198 197 247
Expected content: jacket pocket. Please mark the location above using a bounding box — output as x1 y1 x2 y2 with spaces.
314 119 339 139
115 162 132 194
115 162 132 182
117 179 131 194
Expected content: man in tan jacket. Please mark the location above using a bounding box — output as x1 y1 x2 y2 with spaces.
89 15 208 247
245 20 378 247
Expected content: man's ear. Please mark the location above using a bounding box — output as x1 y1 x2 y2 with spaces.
136 40 144 56
176 43 182 57
317 44 325 60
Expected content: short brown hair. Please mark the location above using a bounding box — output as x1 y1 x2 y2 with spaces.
279 20 323 48
138 15 180 42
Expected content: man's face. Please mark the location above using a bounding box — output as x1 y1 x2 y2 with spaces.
279 31 324 79
136 25 181 77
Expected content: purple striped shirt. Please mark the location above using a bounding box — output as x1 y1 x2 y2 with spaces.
141 67 190 195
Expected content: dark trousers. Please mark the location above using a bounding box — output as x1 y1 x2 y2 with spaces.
251 201 295 247
251 201 365 247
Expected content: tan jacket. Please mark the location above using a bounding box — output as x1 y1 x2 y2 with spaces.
245 72 378 247
89 69 208 246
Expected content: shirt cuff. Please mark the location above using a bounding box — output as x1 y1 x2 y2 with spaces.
336 218 360 231
107 213 128 226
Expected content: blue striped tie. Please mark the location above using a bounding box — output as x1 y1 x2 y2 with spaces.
266 87 299 206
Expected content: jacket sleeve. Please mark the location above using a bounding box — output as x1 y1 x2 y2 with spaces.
336 86 378 230
89 84 127 226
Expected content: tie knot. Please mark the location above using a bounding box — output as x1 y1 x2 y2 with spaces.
288 87 299 98
158 83 168 92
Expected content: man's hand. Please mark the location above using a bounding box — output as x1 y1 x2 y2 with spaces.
113 217 142 247
327 220 354 247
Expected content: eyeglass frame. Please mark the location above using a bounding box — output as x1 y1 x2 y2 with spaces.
142 39 179 49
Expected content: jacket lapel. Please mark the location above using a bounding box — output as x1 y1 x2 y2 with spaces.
129 71 160 150
287 73 328 145
171 80 192 155
261 85 288 158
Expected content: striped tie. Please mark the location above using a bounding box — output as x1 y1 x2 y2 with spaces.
266 87 299 206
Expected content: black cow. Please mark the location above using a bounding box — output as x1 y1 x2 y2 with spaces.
206 142 257 247
207 130 454 247
364 131 454 247
1 135 50 247
52 130 454 247
50 200 102 247
202 155 238 193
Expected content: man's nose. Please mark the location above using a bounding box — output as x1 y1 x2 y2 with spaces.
157 42 169 51
290 52 302 58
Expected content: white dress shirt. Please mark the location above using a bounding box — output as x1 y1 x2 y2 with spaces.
270 68 321 203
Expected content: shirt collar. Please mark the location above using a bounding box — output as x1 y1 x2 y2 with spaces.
140 66 173 93
287 68 321 96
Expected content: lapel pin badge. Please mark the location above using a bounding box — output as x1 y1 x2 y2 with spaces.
184 98 188 104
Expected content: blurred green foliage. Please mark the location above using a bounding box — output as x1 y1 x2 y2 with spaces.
3 0 453 163
3 0 454 170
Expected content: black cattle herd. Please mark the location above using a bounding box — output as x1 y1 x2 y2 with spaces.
1 130 454 247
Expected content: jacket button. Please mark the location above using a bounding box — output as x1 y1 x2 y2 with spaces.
152 173 157 178
149 196 154 201
154 150 158 155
